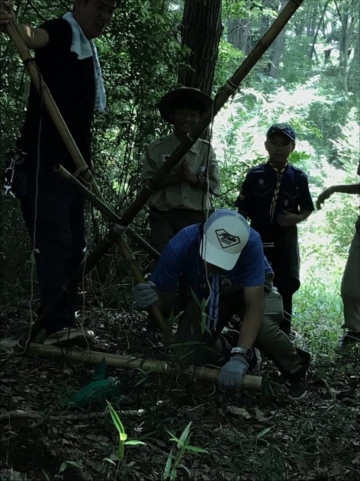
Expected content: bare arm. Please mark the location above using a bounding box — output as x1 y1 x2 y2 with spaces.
236 285 263 348
0 2 49 49
317 183 360 209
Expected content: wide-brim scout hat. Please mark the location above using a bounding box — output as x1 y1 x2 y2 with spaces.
159 87 213 124
200 209 250 271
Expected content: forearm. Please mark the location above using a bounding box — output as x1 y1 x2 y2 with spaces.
329 183 360 195
295 210 312 223
237 306 263 348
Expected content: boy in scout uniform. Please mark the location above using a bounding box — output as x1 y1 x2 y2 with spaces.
141 87 220 254
236 123 314 335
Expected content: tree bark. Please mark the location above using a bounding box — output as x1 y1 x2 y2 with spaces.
309 0 330 60
227 18 252 55
178 0 223 95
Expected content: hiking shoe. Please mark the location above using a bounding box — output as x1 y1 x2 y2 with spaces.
338 331 360 348
283 374 307 400
44 328 95 347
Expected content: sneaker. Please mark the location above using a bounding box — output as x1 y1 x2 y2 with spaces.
283 374 307 400
338 331 360 348
44 328 95 347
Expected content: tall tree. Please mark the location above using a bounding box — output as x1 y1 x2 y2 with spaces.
269 0 287 78
178 0 223 95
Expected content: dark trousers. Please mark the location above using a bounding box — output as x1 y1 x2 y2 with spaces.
260 226 300 334
149 208 206 316
149 208 206 254
21 168 86 335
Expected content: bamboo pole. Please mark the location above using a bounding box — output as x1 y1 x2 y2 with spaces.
1 2 158 258
119 0 305 226
48 0 305 287
5 1 304 348
115 237 171 339
55 165 171 338
1 9 163 342
55 165 160 260
0 340 262 391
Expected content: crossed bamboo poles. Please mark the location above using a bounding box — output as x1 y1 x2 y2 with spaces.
2 0 305 389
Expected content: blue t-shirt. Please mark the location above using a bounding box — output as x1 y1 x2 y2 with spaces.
151 224 272 299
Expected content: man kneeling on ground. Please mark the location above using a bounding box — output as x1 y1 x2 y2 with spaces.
133 210 310 399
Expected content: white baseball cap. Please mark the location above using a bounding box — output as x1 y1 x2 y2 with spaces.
200 210 250 271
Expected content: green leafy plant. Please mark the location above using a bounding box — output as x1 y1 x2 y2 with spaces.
107 400 146 461
163 421 208 481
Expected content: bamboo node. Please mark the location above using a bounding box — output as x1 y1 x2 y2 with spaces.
225 80 238 93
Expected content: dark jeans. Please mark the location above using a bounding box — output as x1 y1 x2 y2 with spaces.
260 226 300 334
21 168 86 335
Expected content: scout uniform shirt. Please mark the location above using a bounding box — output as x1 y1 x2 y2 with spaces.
141 133 220 212
235 162 314 294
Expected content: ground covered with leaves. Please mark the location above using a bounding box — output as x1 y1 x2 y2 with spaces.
0 305 359 481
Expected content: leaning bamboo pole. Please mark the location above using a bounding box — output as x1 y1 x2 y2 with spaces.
1 2 158 260
1 6 165 340
5 0 304 344
0 340 262 391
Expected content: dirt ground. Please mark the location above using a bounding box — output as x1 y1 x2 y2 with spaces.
0 305 359 481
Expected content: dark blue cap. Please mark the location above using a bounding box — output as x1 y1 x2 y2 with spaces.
266 123 296 142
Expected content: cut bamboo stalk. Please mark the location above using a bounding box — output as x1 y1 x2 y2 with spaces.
0 340 262 391
46 0 305 310
55 165 160 260
55 164 170 338
3 0 304 351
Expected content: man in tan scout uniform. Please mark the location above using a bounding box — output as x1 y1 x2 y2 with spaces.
142 87 220 254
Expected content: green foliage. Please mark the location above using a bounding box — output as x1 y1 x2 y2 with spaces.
163 421 208 480
107 400 146 461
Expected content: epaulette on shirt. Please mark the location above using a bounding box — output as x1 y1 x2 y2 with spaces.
246 164 267 176
291 164 308 178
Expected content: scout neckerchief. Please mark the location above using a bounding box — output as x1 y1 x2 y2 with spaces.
268 161 288 222
63 12 106 112
207 273 220 331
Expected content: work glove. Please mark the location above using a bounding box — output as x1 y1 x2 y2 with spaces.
133 281 158 310
218 355 249 392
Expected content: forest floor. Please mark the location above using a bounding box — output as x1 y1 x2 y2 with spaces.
0 304 359 481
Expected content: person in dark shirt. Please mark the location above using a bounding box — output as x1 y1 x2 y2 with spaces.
0 0 117 345
236 123 314 335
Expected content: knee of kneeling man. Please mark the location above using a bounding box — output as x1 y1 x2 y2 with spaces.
263 289 284 324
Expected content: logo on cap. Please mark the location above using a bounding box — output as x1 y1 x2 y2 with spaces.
215 229 241 249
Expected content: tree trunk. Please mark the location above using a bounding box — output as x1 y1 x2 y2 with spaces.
227 18 252 55
309 0 330 60
335 0 357 95
178 0 222 95
269 0 287 78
